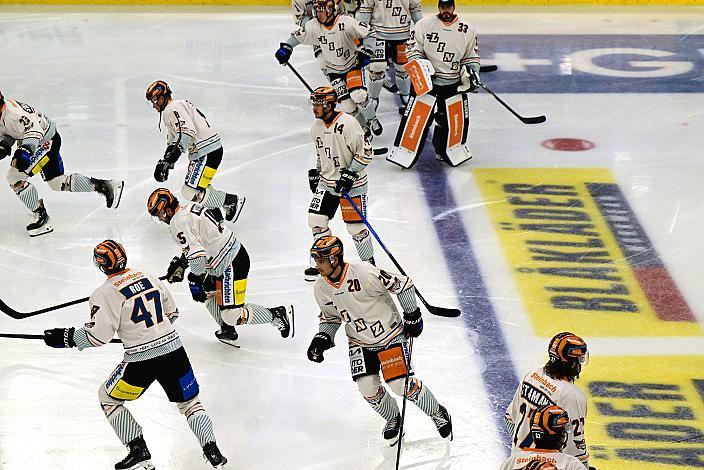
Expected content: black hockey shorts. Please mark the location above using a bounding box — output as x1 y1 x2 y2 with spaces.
104 346 199 403
308 189 340 219
349 339 414 382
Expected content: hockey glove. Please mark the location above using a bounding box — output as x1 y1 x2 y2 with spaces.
165 254 189 283
358 49 373 68
334 168 358 193
163 143 182 164
308 168 320 193
403 308 423 338
188 272 208 303
0 141 11 160
307 332 334 363
12 146 32 173
43 327 76 348
275 43 293 65
154 159 173 182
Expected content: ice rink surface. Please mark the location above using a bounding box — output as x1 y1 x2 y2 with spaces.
0 4 703 469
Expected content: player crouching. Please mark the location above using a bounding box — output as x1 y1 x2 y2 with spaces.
306 236 452 445
147 188 293 347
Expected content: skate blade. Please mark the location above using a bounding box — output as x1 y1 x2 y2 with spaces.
111 180 125 209
28 224 54 237
125 460 155 470
386 431 405 447
217 338 241 349
288 305 295 338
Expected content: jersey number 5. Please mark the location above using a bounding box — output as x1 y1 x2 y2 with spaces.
131 290 164 328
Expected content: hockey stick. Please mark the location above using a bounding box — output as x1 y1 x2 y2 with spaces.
395 337 413 470
341 192 460 318
0 333 122 344
0 275 168 320
479 65 498 73
471 71 546 124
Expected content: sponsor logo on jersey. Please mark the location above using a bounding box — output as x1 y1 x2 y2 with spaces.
530 372 558 394
106 362 127 390
582 355 704 470
520 382 555 408
475 168 700 337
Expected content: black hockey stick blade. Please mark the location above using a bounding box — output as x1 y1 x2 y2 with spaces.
0 332 122 343
0 276 168 320
477 80 546 124
415 291 460 318
479 65 498 73
373 147 388 155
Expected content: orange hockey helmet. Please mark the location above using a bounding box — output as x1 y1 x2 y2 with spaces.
93 239 127 275
310 236 344 265
530 404 570 449
548 332 588 366
147 187 178 217
146 80 172 112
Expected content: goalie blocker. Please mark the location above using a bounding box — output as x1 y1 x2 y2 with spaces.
388 88 472 169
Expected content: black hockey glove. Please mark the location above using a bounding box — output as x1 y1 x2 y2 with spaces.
358 48 373 68
0 141 11 160
44 327 76 348
188 272 208 303
334 168 358 193
403 308 423 338
12 146 32 173
154 159 173 182
163 143 182 164
307 332 334 363
308 168 320 193
275 43 293 65
165 254 189 283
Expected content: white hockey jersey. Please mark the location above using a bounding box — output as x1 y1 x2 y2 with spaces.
0 99 56 154
499 449 585 470
406 15 479 85
169 202 241 277
358 0 422 40
506 368 590 465
291 15 373 74
73 269 181 362
314 262 413 348
312 111 372 195
163 99 221 161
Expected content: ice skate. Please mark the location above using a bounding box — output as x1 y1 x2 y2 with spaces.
431 405 453 440
203 441 228 468
92 178 124 209
383 414 403 446
115 436 154 470
270 305 294 338
369 118 383 136
215 323 240 348
26 199 53 237
223 194 246 223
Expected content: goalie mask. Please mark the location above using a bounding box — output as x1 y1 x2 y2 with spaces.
530 405 570 450
94 239 127 275
311 236 344 266
147 187 178 222
314 0 337 26
146 80 172 112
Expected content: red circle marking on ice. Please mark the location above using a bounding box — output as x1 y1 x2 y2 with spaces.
542 138 595 152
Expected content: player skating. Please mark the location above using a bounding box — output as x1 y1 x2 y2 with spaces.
145 81 245 223
147 188 293 347
43 240 228 469
0 91 123 236
306 236 452 444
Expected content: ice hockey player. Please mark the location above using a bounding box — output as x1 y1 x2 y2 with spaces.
306 236 452 445
500 405 585 470
0 91 124 236
388 0 479 168
304 86 374 281
42 240 227 469
147 188 293 347
145 81 245 223
505 333 592 468
357 0 422 113
275 0 383 137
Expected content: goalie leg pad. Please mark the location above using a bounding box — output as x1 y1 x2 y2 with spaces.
444 92 472 167
388 93 436 169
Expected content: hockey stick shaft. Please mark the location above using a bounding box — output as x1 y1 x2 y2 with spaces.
1 276 168 320
286 62 314 93
0 333 122 343
341 192 460 318
395 337 413 470
479 65 498 73
476 79 546 124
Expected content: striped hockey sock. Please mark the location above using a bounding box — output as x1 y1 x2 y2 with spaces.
406 378 441 417
241 304 274 325
184 404 217 447
353 229 374 262
15 182 40 212
202 187 227 209
67 173 96 192
365 386 400 422
105 405 143 446
206 298 224 325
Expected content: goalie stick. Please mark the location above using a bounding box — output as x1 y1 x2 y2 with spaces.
342 191 461 318
1 275 168 320
471 70 546 124
0 333 122 344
